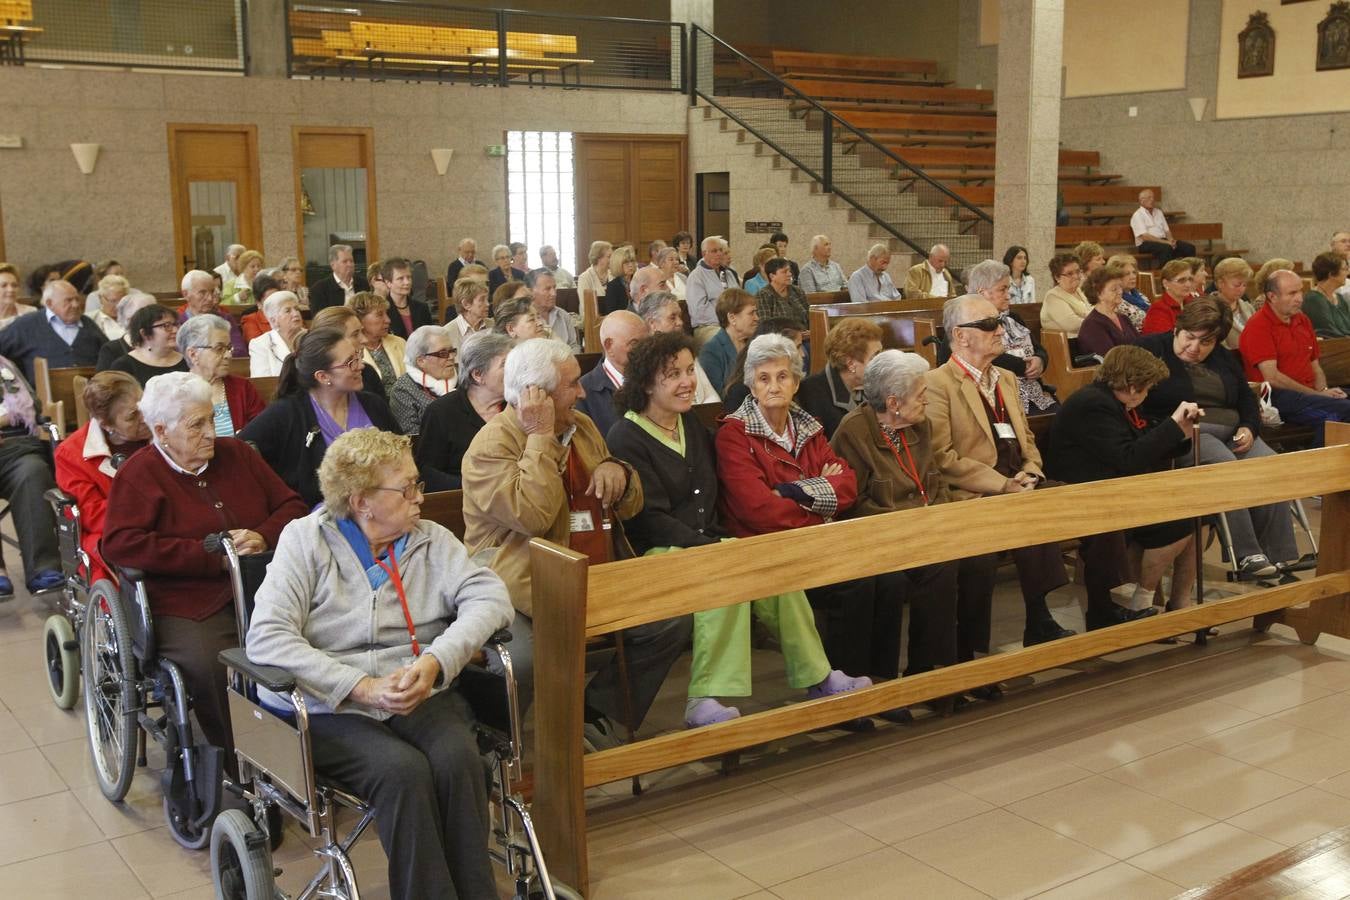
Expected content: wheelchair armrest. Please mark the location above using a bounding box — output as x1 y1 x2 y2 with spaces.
43 488 76 510
219 647 296 694
489 629 513 645
118 566 147 583
1072 354 1103 368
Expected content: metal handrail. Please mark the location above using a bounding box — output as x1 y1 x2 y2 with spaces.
689 26 992 229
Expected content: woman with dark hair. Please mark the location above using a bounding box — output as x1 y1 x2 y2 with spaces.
1003 245 1035 305
1303 251 1350 338
754 257 809 330
239 326 400 507
108 304 189 385
1075 265 1138 358
671 230 696 274
1040 253 1090 336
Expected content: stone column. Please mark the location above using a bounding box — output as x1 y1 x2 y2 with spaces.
993 0 1064 272
670 0 714 93
248 0 289 78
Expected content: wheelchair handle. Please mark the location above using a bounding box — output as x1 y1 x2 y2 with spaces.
203 532 227 554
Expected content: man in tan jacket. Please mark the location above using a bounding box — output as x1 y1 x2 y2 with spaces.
925 295 1075 662
462 338 690 748
904 244 962 300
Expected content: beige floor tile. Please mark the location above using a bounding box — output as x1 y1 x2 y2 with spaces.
588 829 760 900
942 750 1094 807
0 791 105 867
1282 656 1350 690
589 814 672 853
897 808 1115 900
69 773 167 839
0 707 34 753
1192 717 1350 784
1271 692 1350 740
39 736 95 790
817 776 995 845
1209 674 1336 716
1026 861 1180 900
669 792 882 887
1036 721 1187 773
1130 697 1263 742
0 840 148 900
1227 786 1350 847
8 698 87 746
0 665 56 710
771 846 987 900
1102 745 1303 819
1126 822 1284 888
111 826 215 896
640 777 789 832
1008 775 1214 859
0 747 67 805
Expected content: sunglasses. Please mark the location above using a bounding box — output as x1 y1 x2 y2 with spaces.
956 316 1002 332
420 348 455 360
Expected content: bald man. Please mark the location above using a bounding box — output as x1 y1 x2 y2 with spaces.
576 310 650 437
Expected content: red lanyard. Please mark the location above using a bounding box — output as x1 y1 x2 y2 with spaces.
880 427 929 506
1125 408 1148 431
373 543 420 657
955 359 1007 423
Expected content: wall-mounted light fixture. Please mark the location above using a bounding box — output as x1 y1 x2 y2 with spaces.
430 148 454 175
70 143 101 175
1187 97 1208 122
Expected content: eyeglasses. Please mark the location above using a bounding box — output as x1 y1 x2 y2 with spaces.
955 316 1002 332
420 348 455 360
152 321 179 332
373 480 425 501
195 342 232 355
327 354 362 372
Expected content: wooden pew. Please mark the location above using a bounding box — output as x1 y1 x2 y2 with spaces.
531 426 1350 893
1320 336 1350 387
1041 329 1098 401
836 110 997 137
579 290 600 354
806 290 851 305
420 490 465 540
576 352 601 376
430 277 450 323
772 50 943 85
251 376 280 403
1137 272 1157 301
72 375 90 430
33 359 95 434
784 79 992 109
1056 223 1223 248
556 287 579 316
807 304 943 373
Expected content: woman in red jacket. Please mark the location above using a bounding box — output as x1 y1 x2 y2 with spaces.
53 371 151 584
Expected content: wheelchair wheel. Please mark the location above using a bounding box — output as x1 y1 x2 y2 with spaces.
43 613 80 709
81 580 137 802
210 809 275 900
164 790 212 850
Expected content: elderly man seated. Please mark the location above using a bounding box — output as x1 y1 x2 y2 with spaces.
461 338 691 749
638 291 720 403
445 237 477 290
213 243 244 285
177 269 247 357
1131 189 1196 266
848 243 902 302
1240 269 1350 446
905 244 962 300
576 310 649 438
0 353 65 596
539 244 575 289
798 234 847 294
685 235 742 348
528 268 580 352
0 279 105 383
310 243 369 312
927 294 1076 663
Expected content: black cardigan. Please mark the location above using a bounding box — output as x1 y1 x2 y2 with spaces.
238 390 400 507
1133 331 1260 435
1044 381 1189 485
606 411 724 554
795 365 855 440
96 335 133 371
601 277 631 315
386 298 434 340
414 387 488 492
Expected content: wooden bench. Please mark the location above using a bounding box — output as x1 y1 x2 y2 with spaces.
421 489 466 540
882 147 1100 170
556 287 579 316
805 290 850 306
33 360 95 435
1041 329 1098 401
530 425 1350 893
1055 223 1223 248
772 50 944 85
785 79 992 110
251 376 280 402
836 110 998 137
898 169 1122 187
807 302 946 373
429 277 450 322
1320 336 1350 387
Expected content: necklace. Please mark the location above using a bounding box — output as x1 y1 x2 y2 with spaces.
643 412 680 440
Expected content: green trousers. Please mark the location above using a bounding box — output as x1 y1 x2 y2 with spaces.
644 546 832 698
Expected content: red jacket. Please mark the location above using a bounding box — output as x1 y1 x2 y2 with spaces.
53 420 146 584
241 310 270 343
1140 292 1184 335
102 438 307 620
715 404 857 537
224 374 266 432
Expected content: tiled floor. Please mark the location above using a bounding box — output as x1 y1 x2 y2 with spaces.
0 504 1339 899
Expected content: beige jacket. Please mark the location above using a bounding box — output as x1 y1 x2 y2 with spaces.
1040 286 1092 337
904 262 961 300
460 405 642 615
924 359 1044 502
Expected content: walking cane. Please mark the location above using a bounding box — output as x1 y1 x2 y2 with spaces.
1191 414 1207 645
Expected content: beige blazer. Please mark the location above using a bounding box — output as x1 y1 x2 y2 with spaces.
924 359 1044 502
904 262 961 300
1040 286 1092 337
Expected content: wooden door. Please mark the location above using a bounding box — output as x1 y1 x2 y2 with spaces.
575 135 686 273
167 124 261 279
292 127 378 286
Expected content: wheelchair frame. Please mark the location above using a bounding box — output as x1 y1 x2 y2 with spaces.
42 488 92 709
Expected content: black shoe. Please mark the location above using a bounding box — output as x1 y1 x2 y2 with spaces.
967 684 1004 702
878 706 916 724
1023 619 1076 646
836 717 876 732
1085 604 1159 631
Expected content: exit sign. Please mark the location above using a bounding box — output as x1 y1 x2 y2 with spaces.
745 221 782 234
485 145 506 157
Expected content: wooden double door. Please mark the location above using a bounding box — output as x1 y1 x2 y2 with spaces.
574 135 686 273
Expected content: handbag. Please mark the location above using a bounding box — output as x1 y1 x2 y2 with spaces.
1256 382 1283 427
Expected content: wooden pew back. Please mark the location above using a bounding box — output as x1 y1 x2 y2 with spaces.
420 490 465 540
1040 329 1098 401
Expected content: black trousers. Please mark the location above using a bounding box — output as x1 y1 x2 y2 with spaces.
309 689 497 900
1077 531 1133 616
1136 239 1197 266
957 544 1068 661
155 606 238 777
0 436 60 577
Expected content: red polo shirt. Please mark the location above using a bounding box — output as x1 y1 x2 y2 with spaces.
1140 293 1183 335
1239 302 1319 387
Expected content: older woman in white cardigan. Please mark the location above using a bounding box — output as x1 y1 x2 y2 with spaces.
248 291 306 377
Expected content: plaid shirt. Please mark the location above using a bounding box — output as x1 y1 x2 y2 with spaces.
755 284 809 329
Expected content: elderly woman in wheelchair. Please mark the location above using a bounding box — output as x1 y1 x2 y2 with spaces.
234 428 516 900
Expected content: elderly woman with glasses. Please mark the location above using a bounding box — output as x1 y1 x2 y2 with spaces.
248 290 307 377
239 327 401 507
247 428 512 900
275 255 309 308
389 325 457 435
108 304 189 385
487 243 527 295
416 332 511 491
102 372 307 775
966 258 1058 415
178 314 265 436
1040 253 1091 337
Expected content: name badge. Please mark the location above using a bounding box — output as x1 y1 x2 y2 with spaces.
569 510 596 533
993 422 1017 440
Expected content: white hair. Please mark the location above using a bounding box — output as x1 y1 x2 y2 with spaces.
41 279 75 305
224 244 245 258
863 350 930 412
942 294 987 336
744 333 803 383
404 324 450 367
811 234 830 251
503 337 573 406
457 331 513 390
327 244 352 263
140 372 212 430
116 290 156 328
180 269 212 293
929 244 950 257
261 290 299 323
701 235 727 253
176 314 230 354
965 259 1011 294
867 242 890 260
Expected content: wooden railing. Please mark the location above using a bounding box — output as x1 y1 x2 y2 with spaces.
529 424 1350 892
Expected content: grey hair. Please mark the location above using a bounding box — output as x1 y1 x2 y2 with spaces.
811 234 830 251
176 313 230 354
457 331 513 390
636 290 679 326
867 242 890 260
491 243 511 261
327 244 352 263
743 333 804 384
503 337 573 406
41 279 75 304
539 244 556 256
224 244 245 258
180 269 212 293
655 246 680 265
404 324 450 367
275 254 300 271
116 290 156 328
965 259 1011 294
139 371 212 430
261 290 300 323
862 350 930 412
701 235 727 253
930 244 950 256
942 293 987 336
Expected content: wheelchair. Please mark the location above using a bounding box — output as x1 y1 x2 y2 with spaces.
207 533 582 900
41 487 92 709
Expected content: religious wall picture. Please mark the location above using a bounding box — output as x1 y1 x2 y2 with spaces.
1317 1 1350 70
1238 11 1276 77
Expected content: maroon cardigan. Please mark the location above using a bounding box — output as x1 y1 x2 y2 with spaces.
101 438 307 621
224 374 266 432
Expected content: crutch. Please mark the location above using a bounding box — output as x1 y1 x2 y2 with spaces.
1191 415 1208 645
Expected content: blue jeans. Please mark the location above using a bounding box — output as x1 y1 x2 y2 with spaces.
1269 387 1350 447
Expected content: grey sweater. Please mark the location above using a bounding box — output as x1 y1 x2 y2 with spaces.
246 507 513 718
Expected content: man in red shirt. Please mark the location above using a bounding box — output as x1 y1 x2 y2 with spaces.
1239 269 1350 446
